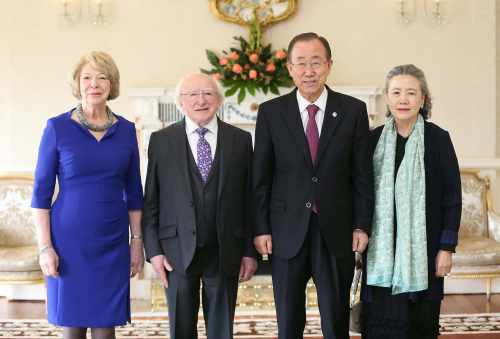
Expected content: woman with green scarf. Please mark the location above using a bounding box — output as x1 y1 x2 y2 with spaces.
361 64 462 339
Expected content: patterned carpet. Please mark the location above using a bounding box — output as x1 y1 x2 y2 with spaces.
0 312 499 338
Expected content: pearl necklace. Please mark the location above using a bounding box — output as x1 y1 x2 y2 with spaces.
75 104 114 132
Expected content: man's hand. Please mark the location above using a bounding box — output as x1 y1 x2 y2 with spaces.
39 247 59 278
130 240 145 278
435 250 453 277
239 256 258 282
352 229 369 253
254 234 272 256
150 254 173 288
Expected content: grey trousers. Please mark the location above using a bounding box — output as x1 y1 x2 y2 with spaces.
164 246 239 339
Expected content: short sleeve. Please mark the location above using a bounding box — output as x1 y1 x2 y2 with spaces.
31 120 58 209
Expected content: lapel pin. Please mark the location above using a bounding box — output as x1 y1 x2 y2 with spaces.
332 112 338 118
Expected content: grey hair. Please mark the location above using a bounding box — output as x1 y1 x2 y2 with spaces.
174 73 225 113
384 64 432 119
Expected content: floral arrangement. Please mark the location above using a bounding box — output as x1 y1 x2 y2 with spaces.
201 20 293 103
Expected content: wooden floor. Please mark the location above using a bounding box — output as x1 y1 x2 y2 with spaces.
0 294 499 319
441 294 500 314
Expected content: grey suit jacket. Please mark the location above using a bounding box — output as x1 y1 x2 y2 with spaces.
142 118 256 276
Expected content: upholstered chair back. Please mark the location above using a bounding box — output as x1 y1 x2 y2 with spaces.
459 172 489 238
0 176 37 247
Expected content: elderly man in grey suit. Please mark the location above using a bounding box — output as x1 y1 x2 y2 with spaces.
142 73 258 339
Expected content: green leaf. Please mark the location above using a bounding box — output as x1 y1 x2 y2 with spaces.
283 78 294 87
225 85 240 97
237 87 246 104
269 83 279 95
248 82 256 96
262 44 271 57
200 68 211 75
235 36 248 50
262 85 269 95
206 50 220 67
220 79 232 87
240 54 250 64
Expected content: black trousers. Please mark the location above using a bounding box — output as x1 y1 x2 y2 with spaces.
272 213 354 339
164 246 239 339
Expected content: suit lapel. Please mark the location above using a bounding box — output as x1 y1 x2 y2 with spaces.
217 119 234 201
281 90 313 170
171 119 194 201
316 87 344 166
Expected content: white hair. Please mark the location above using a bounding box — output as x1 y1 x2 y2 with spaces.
174 73 225 113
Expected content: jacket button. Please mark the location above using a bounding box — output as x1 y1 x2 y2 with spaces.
312 177 318 183
305 202 312 208
192 230 196 235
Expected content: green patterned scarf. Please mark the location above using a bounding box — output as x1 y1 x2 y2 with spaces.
367 115 428 294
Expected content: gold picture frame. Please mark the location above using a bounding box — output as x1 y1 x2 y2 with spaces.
209 0 297 28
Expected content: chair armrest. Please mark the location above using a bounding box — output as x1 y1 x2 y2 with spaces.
487 211 500 242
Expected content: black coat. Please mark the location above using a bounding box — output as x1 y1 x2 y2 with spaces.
253 86 374 259
142 118 256 276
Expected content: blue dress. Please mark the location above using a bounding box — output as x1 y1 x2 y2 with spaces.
31 110 143 327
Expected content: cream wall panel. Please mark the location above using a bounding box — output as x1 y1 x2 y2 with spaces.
0 0 496 171
497 0 500 157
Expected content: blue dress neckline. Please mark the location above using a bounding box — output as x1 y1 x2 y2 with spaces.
65 109 121 142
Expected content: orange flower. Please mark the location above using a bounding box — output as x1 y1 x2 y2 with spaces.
219 58 228 66
266 63 276 72
275 50 287 60
211 73 221 81
229 51 239 61
232 64 243 74
249 70 258 79
249 53 259 64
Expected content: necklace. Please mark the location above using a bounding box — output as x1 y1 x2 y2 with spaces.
75 104 114 132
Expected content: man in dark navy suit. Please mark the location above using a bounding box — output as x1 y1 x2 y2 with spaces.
253 32 374 339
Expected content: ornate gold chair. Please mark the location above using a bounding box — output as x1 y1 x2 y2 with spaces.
0 174 43 289
450 171 500 300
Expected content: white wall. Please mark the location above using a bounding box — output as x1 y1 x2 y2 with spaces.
0 0 496 172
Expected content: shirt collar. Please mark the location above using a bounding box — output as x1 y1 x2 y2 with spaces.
185 114 218 135
296 86 328 113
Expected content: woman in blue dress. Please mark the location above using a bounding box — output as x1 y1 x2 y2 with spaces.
31 51 144 339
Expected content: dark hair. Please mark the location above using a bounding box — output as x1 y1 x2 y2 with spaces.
287 32 332 62
385 64 432 119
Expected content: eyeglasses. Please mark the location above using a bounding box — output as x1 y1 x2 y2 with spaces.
290 60 329 71
180 90 218 100
80 74 109 82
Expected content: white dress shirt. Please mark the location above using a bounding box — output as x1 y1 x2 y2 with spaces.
185 114 218 162
296 86 328 137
